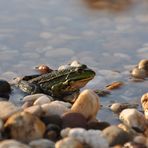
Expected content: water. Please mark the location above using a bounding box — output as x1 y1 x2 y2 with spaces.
0 0 148 123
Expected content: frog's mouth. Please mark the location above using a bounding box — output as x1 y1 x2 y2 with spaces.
65 77 93 91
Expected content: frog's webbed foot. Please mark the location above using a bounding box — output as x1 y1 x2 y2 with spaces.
18 80 42 94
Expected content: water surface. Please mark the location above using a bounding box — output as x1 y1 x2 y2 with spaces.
0 0 148 123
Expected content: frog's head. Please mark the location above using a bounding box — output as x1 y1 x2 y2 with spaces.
65 64 95 91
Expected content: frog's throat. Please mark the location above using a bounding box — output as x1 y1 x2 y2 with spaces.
65 77 93 91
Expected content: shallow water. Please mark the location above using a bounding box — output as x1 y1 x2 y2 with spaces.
0 0 148 123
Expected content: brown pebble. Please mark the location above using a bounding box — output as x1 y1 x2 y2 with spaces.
35 64 53 74
62 112 87 129
106 81 124 90
87 121 110 130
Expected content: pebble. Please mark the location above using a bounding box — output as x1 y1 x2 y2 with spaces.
35 64 53 74
87 121 110 130
68 128 109 148
71 89 100 121
110 102 138 113
141 93 148 119
4 111 46 142
131 67 147 79
118 123 138 140
60 128 71 138
44 124 61 141
0 118 3 131
119 108 147 132
61 112 87 129
29 139 55 148
0 101 21 121
102 125 131 147
23 93 52 102
0 80 11 99
41 115 62 127
134 135 147 145
0 139 30 148
0 80 11 93
106 81 124 90
41 102 70 116
131 59 148 79
24 105 43 117
33 95 51 105
138 59 148 71
55 137 84 148
51 101 72 108
123 142 147 148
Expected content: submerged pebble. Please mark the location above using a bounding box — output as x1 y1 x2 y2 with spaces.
110 102 138 113
131 59 148 79
138 59 148 71
71 89 100 121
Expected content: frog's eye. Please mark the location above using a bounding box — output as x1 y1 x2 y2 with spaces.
76 67 83 73
80 64 87 69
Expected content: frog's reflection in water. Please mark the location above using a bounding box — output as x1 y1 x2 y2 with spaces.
82 0 133 11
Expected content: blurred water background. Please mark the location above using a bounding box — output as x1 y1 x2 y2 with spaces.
0 0 148 123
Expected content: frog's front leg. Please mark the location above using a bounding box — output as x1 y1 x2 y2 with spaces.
18 80 42 94
51 80 69 98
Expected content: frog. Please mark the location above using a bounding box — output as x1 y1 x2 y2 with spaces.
18 64 95 100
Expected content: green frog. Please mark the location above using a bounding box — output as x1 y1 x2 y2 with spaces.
18 64 95 99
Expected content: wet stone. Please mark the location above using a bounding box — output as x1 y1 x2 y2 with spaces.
29 139 55 148
0 101 21 121
4 111 46 142
102 125 131 147
0 139 30 148
61 112 87 129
